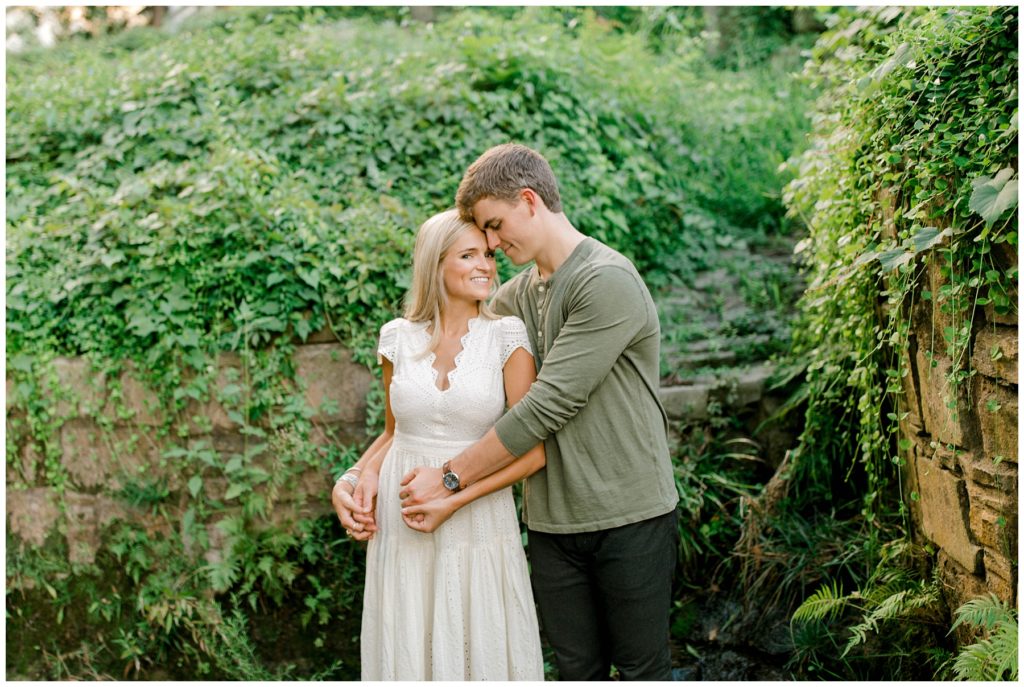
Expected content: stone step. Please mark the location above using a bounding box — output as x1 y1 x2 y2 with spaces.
659 363 775 420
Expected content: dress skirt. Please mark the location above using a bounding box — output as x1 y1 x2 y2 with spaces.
360 431 544 681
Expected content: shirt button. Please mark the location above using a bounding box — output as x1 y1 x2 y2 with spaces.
538 285 545 292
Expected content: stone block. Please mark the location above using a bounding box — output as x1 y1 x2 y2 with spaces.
64 492 170 565
961 452 1017 492
915 454 982 574
184 353 242 435
915 348 976 448
51 357 107 418
6 488 61 548
310 420 369 451
660 384 710 420
105 363 164 426
292 466 330 502
730 363 774 407
293 344 373 424
984 567 1016 603
903 435 927 535
984 302 1017 327
268 496 333 527
965 480 1017 554
7 434 39 486
900 343 925 433
972 327 1018 385
975 377 1017 464
936 551 990 645
927 261 961 338
60 419 160 490
933 444 963 475
982 552 1017 603
968 497 1015 553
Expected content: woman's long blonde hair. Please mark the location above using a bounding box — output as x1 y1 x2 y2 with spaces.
404 209 499 356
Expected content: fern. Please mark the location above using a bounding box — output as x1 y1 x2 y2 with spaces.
793 580 849 623
843 583 940 657
951 593 1012 633
950 594 1018 681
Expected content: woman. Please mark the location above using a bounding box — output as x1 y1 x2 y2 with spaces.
330 209 545 680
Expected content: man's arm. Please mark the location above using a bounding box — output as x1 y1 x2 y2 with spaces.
400 346 545 531
399 266 649 506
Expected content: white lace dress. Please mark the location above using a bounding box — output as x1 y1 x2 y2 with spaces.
360 315 544 681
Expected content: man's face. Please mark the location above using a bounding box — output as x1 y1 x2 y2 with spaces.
472 195 537 266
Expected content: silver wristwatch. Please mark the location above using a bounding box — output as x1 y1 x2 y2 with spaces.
442 461 462 492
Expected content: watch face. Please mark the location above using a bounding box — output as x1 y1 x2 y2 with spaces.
443 471 460 491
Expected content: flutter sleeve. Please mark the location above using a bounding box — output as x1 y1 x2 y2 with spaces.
377 319 401 365
500 316 533 366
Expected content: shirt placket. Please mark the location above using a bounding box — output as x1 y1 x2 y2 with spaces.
535 277 550 354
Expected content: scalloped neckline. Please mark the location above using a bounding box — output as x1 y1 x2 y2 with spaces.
423 317 480 393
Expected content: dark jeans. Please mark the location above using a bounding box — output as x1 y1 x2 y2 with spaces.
527 509 679 681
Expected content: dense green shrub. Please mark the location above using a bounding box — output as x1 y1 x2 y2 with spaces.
772 6 1016 678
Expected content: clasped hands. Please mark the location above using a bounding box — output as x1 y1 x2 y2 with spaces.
333 466 456 539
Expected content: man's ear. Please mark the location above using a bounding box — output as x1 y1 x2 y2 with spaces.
521 188 541 216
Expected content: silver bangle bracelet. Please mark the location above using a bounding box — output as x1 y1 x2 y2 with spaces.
337 473 359 490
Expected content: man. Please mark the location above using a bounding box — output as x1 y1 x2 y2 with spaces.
400 143 679 680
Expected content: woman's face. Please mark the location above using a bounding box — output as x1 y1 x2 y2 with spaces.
441 229 496 306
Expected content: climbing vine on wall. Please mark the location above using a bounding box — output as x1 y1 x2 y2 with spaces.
778 5 1017 677
784 4 1016 528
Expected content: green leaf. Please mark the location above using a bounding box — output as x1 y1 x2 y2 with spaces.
970 169 1018 226
878 249 913 272
208 559 238 592
908 226 952 254
224 482 248 500
187 475 203 497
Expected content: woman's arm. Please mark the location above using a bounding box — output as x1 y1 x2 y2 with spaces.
331 358 395 540
401 347 545 532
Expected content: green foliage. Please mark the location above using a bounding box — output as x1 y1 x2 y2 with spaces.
949 594 1018 681
788 539 948 679
782 5 1017 518
6 5 816 678
776 5 1016 678
674 430 765 582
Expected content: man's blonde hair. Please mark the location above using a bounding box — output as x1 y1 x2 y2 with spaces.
404 209 498 356
455 143 563 223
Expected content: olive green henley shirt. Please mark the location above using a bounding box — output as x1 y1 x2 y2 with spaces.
492 237 679 533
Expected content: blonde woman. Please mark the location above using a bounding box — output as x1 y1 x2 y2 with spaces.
331 209 545 680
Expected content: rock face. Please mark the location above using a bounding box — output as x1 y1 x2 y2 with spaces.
900 258 1018 608
6 342 374 568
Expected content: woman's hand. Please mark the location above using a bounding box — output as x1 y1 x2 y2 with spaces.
401 497 456 533
332 471 379 541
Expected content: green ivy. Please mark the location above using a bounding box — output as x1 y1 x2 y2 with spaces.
777 5 1016 678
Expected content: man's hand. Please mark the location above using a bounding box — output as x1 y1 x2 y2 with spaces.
401 498 456 533
332 471 379 541
399 466 448 508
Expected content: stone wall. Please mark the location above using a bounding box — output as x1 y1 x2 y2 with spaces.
898 251 1018 616
6 332 373 568
7 328 786 571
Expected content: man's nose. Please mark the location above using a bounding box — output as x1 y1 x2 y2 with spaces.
484 229 501 251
